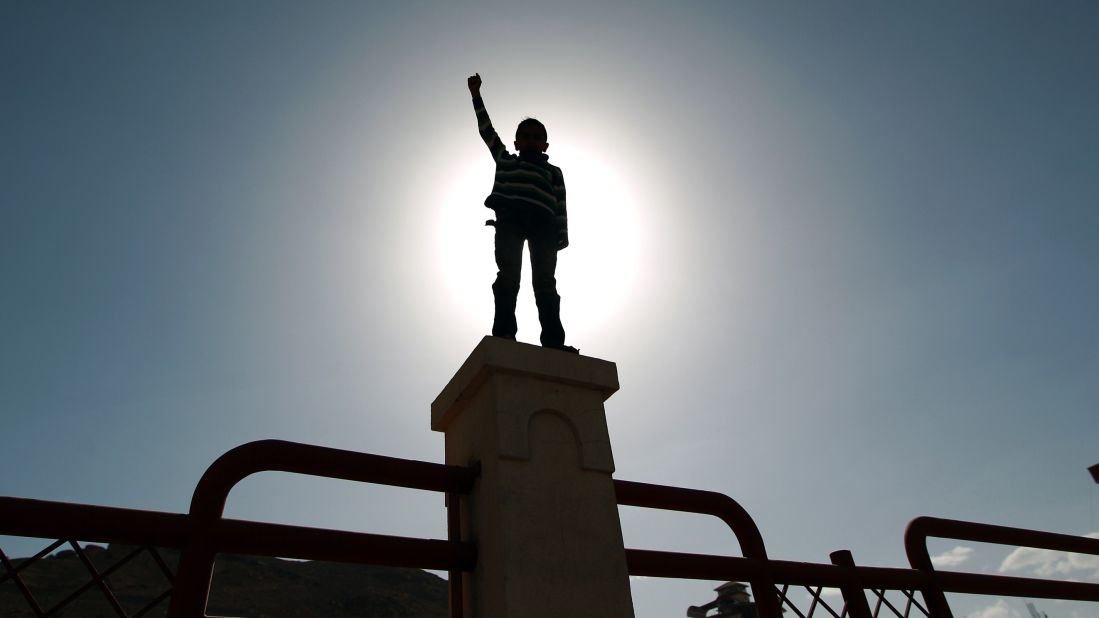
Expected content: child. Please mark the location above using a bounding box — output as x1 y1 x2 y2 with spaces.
468 73 578 354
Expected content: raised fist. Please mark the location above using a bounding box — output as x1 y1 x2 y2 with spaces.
467 73 481 95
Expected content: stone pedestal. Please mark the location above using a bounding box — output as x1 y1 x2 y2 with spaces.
431 336 634 618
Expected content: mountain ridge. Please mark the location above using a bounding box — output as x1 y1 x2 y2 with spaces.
0 543 447 617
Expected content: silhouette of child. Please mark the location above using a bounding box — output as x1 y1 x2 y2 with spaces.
468 73 578 354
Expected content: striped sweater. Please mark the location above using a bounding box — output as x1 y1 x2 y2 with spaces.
473 96 567 235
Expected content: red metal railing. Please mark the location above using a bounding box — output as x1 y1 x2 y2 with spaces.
3 439 1098 617
615 478 1099 617
905 516 1099 616
170 440 476 618
1 440 476 618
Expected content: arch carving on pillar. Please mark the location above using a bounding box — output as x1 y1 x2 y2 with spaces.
497 407 616 473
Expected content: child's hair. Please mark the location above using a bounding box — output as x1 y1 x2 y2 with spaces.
516 117 547 140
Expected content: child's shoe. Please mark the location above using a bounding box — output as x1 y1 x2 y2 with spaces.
545 343 580 354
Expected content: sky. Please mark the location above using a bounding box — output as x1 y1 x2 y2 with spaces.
2 2 1098 617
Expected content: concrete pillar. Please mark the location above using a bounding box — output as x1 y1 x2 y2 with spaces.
431 336 635 618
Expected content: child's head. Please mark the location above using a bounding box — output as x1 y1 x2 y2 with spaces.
514 118 548 154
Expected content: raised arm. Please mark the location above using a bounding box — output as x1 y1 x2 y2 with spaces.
468 73 507 161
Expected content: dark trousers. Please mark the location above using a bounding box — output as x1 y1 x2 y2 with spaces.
491 210 566 347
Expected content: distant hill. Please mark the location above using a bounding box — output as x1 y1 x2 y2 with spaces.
0 543 447 617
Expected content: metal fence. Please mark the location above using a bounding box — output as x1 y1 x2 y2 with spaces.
616 478 1099 617
1 440 475 618
3 439 1098 617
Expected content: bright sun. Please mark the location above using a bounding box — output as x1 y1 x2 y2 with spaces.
435 142 643 341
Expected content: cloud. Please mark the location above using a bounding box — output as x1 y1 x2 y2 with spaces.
967 599 1021 618
931 545 974 567
998 532 1099 579
803 587 843 602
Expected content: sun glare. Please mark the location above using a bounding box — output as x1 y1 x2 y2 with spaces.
435 142 643 341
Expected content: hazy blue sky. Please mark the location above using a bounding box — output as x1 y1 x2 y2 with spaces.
3 2 1098 616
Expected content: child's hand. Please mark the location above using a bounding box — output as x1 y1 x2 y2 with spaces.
468 73 482 96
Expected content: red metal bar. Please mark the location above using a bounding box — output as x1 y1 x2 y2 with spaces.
867 587 913 618
36 544 162 617
614 479 782 617
0 496 474 571
148 547 177 584
803 585 844 618
897 588 930 617
447 492 464 618
829 550 872 618
0 538 65 584
625 548 928 589
932 570 1099 602
43 567 110 616
907 516 1099 557
625 548 766 582
170 440 477 618
0 545 48 617
0 497 189 548
211 518 475 570
774 584 802 617
187 440 476 521
905 515 1099 616
902 517 954 618
614 480 767 558
627 546 1099 604
70 540 129 617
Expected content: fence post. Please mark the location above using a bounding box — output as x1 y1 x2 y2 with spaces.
431 336 634 618
830 550 873 618
168 535 216 618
